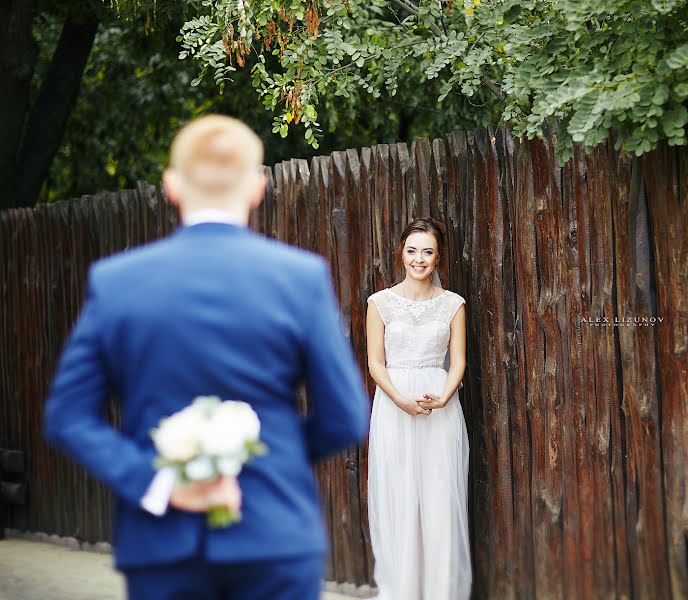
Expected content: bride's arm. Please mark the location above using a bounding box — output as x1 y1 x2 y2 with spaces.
366 302 430 416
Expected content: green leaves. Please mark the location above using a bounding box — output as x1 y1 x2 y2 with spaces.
497 0 688 160
652 0 679 14
114 0 688 161
665 43 688 70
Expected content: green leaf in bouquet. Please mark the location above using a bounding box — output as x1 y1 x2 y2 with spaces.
245 440 269 457
207 505 242 528
153 456 185 472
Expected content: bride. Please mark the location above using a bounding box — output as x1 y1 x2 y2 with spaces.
366 217 471 600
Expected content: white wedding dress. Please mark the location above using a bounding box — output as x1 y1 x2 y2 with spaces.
367 288 472 600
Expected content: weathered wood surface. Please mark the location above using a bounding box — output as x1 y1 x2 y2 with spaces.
1 133 687 599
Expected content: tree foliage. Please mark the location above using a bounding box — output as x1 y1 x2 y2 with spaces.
150 0 688 161
43 7 489 203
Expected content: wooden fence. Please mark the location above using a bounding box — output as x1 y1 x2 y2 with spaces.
1 128 686 599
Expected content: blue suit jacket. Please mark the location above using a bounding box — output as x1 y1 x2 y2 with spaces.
44 223 369 570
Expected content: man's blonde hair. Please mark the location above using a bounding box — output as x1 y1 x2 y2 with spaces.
169 115 264 201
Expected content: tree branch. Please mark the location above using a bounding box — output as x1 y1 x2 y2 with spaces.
479 73 504 102
389 0 444 36
15 15 99 207
387 0 505 102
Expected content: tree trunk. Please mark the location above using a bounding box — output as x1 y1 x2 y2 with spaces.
0 0 37 211
16 16 98 208
398 109 415 142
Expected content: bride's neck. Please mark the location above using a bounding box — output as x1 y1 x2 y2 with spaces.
402 276 434 300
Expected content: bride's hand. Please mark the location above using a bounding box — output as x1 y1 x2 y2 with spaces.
418 393 445 411
397 396 432 416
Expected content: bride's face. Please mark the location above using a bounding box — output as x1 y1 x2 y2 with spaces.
402 232 439 282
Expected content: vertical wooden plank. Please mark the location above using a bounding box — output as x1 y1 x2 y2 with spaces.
388 143 409 259
569 144 602 600
309 154 336 581
600 145 669 598
513 139 553 600
358 148 379 592
371 145 392 289
444 133 468 294
642 143 688 599
533 136 566 600
14 209 32 532
494 125 528 598
585 145 622 598
429 138 448 220
605 147 635 600
349 146 376 586
473 127 517 599
307 156 324 257
291 159 310 251
284 160 298 247
429 138 449 287
274 162 286 243
261 165 276 239
330 150 358 584
31 206 49 536
456 130 492 598
557 146 588 600
326 151 350 585
497 127 535 600
410 138 432 216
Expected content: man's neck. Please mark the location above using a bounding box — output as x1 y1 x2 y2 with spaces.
182 208 248 227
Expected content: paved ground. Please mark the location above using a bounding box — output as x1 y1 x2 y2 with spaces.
0 537 366 600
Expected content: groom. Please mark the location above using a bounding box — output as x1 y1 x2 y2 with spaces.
43 115 370 599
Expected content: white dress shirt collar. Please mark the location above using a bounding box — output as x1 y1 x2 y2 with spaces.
183 209 246 227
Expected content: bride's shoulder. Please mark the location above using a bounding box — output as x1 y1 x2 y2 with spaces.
442 290 467 307
367 288 392 304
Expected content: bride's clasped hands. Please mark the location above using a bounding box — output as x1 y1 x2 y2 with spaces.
419 392 447 411
398 392 448 416
396 395 433 416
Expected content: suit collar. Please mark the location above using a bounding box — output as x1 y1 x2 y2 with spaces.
174 222 249 237
183 209 247 227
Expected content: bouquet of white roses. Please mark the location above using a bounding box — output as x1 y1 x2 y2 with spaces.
150 395 267 527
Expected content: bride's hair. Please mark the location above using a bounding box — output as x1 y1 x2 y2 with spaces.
397 217 446 256
395 217 446 280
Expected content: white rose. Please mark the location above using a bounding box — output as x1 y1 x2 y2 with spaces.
220 401 260 441
151 405 205 462
200 401 261 457
216 455 243 477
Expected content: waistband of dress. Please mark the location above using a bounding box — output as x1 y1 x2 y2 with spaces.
386 363 444 370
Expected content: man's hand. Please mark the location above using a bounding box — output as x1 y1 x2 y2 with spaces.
169 476 242 513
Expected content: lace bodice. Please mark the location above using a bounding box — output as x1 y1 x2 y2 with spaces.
368 288 466 369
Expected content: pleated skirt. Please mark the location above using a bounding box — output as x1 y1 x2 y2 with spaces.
367 367 472 600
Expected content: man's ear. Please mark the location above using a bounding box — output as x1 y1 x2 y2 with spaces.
248 171 266 210
162 169 183 207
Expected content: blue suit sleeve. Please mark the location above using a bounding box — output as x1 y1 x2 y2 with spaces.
43 269 156 507
302 261 370 462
